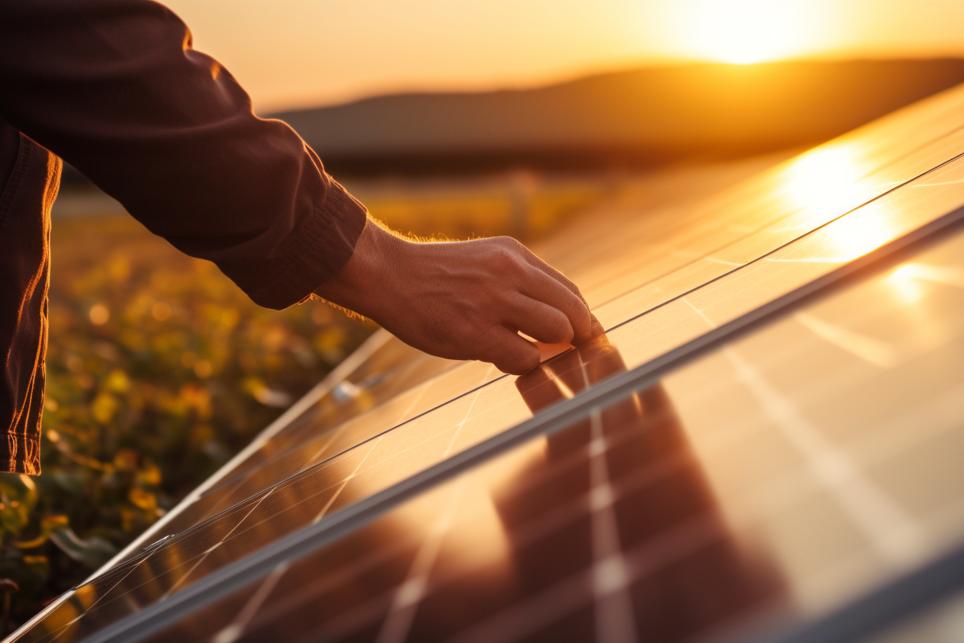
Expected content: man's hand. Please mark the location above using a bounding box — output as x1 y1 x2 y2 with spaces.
315 220 600 374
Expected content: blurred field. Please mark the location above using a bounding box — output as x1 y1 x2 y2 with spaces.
358 174 607 239
0 173 609 631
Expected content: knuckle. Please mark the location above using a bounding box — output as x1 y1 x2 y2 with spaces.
492 248 526 277
560 304 590 340
475 324 506 354
451 319 475 341
549 267 581 296
494 235 523 249
569 291 590 316
490 246 514 269
562 296 585 322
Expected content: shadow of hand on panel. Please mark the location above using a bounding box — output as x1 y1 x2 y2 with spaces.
482 334 787 641
192 336 787 643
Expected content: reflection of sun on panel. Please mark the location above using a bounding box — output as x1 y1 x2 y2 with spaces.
776 143 918 262
780 145 869 225
821 202 896 262
884 263 956 347
887 265 927 305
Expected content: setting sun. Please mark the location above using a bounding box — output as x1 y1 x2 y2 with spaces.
683 0 819 64
158 0 964 109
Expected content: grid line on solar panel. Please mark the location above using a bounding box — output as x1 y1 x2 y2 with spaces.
58 158 964 643
139 208 964 643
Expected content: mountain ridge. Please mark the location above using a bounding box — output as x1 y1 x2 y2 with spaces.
272 58 964 174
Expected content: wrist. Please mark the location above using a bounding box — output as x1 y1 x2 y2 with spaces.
314 218 405 318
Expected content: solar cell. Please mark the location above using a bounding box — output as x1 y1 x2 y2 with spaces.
17 146 964 641
96 176 964 643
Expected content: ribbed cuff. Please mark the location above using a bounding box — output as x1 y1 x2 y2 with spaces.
246 178 368 310
0 433 41 476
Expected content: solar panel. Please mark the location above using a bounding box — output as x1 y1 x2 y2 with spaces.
198 85 964 507
12 84 964 642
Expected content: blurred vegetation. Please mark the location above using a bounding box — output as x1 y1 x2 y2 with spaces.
0 174 605 633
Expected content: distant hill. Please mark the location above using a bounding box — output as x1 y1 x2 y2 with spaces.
275 58 964 175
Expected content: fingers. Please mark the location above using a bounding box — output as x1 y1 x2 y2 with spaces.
481 327 541 375
513 242 585 302
517 247 606 338
518 265 595 343
505 295 574 345
501 237 605 342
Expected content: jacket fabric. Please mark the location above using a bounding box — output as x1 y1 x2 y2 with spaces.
0 0 368 474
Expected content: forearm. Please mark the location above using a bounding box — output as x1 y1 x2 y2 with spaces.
0 0 366 308
315 219 405 319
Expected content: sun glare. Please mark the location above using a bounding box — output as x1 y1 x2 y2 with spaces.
782 145 867 221
779 144 898 263
684 0 813 64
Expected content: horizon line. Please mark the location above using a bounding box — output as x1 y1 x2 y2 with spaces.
258 50 964 115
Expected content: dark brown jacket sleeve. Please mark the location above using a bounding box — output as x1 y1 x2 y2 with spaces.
0 0 367 309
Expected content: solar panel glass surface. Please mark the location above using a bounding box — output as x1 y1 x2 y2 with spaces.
126 185 964 643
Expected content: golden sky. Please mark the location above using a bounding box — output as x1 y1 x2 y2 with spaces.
164 0 964 111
